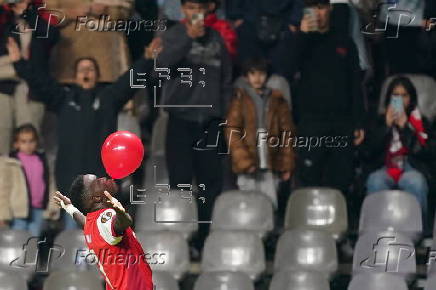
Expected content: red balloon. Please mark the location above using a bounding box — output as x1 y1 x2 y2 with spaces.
101 131 144 179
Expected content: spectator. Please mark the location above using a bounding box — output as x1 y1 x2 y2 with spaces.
292 0 365 193
158 0 232 250
225 58 295 207
226 0 303 76
46 0 133 83
9 124 58 236
204 0 238 59
364 76 435 219
0 0 59 154
7 37 161 227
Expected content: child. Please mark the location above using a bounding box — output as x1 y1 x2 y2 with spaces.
225 58 296 206
10 123 58 236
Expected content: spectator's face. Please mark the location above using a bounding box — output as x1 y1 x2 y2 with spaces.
182 2 209 24
11 0 31 16
75 59 98 89
314 4 331 32
246 70 267 90
392 85 411 109
14 131 37 155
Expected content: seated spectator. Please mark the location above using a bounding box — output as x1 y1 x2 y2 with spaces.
7 36 160 228
10 124 58 237
225 58 295 206
364 76 435 218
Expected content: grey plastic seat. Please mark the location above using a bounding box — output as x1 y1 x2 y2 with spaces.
0 229 34 281
201 231 265 280
51 229 93 271
426 275 436 290
426 238 436 276
143 156 169 188
135 190 199 239
43 270 103 290
211 190 274 238
274 230 337 279
152 271 180 290
284 187 348 239
359 190 422 241
348 272 408 290
136 231 189 280
352 231 416 280
269 270 330 290
0 269 28 290
194 271 254 290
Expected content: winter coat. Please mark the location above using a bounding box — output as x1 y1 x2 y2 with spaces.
225 88 296 174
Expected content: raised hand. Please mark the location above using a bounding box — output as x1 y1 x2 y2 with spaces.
53 191 72 209
104 191 126 213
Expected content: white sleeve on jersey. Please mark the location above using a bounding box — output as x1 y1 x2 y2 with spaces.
97 208 123 245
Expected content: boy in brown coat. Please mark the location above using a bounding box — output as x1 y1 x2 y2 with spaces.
225 58 296 206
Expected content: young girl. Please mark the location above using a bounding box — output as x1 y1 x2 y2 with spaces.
364 76 435 219
10 123 57 236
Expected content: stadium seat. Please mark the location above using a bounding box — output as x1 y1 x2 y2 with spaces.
201 231 265 280
269 270 330 290
426 275 436 290
0 269 28 290
352 231 416 280
284 187 348 239
143 155 169 188
348 272 408 290
273 229 337 279
194 271 254 290
152 271 180 290
0 229 34 280
135 190 199 239
51 229 93 271
378 74 436 122
135 231 189 280
43 270 103 290
426 238 436 276
359 190 422 241
211 190 274 238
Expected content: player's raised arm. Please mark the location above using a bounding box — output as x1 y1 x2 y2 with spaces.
53 191 86 229
103 191 133 236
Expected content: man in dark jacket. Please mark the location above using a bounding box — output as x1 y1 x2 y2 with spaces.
158 0 232 250
7 37 160 200
292 0 365 194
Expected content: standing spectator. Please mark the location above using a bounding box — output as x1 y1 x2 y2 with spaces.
158 0 232 250
225 58 295 207
7 37 160 227
10 124 58 236
204 0 238 59
364 76 434 220
292 0 365 193
0 0 59 154
226 0 303 76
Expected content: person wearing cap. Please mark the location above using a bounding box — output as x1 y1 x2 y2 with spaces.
292 0 366 195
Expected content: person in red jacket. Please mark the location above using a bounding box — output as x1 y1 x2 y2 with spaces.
204 0 238 59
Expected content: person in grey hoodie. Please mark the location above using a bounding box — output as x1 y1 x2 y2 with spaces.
157 0 232 251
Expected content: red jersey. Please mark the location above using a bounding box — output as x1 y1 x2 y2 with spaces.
83 208 153 290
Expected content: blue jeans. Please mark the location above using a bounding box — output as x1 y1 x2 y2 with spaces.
12 208 45 237
366 163 428 217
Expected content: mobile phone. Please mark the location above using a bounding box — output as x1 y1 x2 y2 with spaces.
191 13 204 26
390 95 404 114
303 7 318 32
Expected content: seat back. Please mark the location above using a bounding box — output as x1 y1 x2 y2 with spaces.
43 270 103 290
136 231 189 280
284 187 348 239
201 231 265 280
352 231 416 280
194 271 254 290
359 190 422 241
269 270 330 290
135 190 198 239
0 229 34 280
274 229 337 278
0 269 28 290
211 190 274 238
153 271 180 290
348 272 408 290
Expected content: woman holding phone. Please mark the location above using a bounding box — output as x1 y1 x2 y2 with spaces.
363 76 435 221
